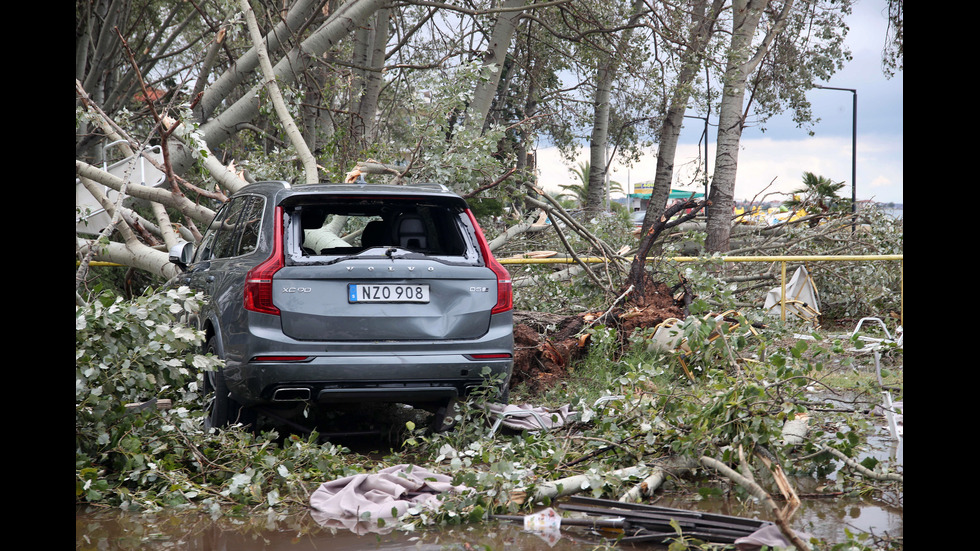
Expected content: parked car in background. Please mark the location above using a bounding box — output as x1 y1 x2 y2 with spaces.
632 210 646 227
168 181 513 431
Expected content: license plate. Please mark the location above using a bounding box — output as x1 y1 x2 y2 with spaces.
348 284 429 303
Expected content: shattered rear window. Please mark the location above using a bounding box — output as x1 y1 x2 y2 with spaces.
284 197 477 262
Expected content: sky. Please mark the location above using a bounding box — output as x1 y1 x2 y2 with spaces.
534 0 904 205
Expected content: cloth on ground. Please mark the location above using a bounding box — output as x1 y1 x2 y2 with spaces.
487 403 576 431
310 464 467 529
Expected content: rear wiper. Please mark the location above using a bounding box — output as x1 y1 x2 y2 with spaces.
319 247 412 265
321 253 361 266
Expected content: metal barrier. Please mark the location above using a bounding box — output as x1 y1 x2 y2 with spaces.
499 254 904 325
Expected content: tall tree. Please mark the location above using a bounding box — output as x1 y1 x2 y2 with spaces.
704 0 852 252
583 0 650 214
466 0 527 133
705 0 794 252
640 0 725 233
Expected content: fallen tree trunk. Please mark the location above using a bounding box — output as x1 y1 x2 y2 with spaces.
619 456 698 502
509 466 649 505
700 455 811 551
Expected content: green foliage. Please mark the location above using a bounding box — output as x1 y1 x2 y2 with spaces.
76 286 215 504
558 161 625 207
380 61 515 195
783 171 849 213
75 286 215 447
75 287 359 511
75 286 899 550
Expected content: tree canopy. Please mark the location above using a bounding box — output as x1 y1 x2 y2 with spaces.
76 0 890 299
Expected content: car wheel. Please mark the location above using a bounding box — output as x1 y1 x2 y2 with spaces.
204 337 254 430
429 399 459 433
496 384 510 405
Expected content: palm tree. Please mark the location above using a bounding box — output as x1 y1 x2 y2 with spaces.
784 171 847 213
559 161 624 208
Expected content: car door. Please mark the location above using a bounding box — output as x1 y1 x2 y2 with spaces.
182 195 267 360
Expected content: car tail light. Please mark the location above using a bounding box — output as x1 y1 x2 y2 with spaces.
466 353 513 360
244 206 284 315
465 209 512 314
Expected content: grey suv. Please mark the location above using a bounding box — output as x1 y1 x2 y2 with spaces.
169 181 513 430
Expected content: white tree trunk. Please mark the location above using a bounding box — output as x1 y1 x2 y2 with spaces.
196 0 323 121
176 0 388 175
76 160 216 224
467 0 526 132
241 0 319 185
583 0 646 214
642 0 725 227
356 8 390 142
706 0 796 252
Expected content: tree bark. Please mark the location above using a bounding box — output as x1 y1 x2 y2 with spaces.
75 160 216 224
705 0 795 252
584 67 614 213
196 0 325 122
642 0 724 229
582 0 647 214
174 0 388 175
355 8 391 142
467 0 527 133
705 0 766 253
241 0 320 185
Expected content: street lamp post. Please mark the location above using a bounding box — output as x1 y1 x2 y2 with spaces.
814 85 857 232
684 114 710 201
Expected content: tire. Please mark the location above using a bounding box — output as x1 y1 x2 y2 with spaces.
204 337 254 430
497 384 510 405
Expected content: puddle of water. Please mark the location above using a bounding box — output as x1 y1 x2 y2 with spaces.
76 494 901 550
75 507 644 550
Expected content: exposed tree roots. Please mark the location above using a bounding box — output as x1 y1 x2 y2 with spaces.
511 278 685 393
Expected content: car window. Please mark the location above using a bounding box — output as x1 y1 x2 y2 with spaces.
198 195 265 261
236 196 264 255
288 198 469 258
195 203 231 262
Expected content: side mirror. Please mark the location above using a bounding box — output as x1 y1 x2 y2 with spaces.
169 241 195 271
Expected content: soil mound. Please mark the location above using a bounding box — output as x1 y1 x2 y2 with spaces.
511 282 684 394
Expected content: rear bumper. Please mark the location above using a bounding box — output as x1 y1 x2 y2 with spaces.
221 312 514 407
236 353 512 407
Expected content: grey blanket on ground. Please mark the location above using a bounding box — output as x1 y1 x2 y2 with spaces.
487 403 576 431
309 464 466 527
